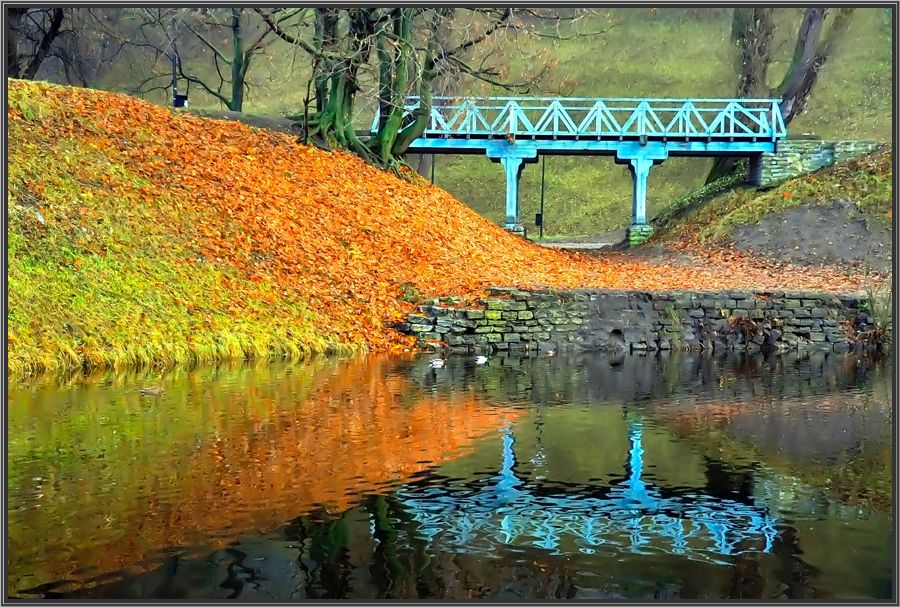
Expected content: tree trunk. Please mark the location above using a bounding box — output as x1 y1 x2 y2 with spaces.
413 154 433 179
371 10 412 161
312 9 338 114
391 11 442 157
229 9 244 111
706 8 854 184
6 8 26 77
777 8 854 124
776 8 827 123
21 8 65 80
733 8 774 97
375 21 393 134
705 8 773 184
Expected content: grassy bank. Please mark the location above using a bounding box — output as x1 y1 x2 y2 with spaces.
8 83 349 378
653 147 892 244
6 81 875 380
88 10 891 237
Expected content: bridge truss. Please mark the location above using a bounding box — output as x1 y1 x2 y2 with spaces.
373 97 787 237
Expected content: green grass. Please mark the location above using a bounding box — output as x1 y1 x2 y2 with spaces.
652 146 892 244
91 9 890 237
7 82 353 379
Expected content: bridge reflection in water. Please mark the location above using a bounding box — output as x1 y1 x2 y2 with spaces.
397 415 778 564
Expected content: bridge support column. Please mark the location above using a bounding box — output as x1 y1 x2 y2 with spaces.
627 157 655 246
615 143 668 247
486 142 538 236
501 156 526 234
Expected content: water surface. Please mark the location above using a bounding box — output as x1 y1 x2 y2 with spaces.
7 351 893 599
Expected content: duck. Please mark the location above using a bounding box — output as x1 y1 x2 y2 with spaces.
474 355 488 365
428 358 445 368
139 386 165 396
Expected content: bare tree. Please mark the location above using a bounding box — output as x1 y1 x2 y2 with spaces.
39 9 129 87
175 8 284 111
117 8 293 111
707 7 855 182
7 7 65 79
258 8 610 168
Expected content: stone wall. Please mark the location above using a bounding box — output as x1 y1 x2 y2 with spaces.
395 287 883 355
750 139 879 189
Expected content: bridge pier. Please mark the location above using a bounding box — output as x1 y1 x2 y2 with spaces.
487 142 538 235
616 144 668 246
500 156 526 234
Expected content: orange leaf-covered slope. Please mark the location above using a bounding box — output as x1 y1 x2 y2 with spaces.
8 81 866 355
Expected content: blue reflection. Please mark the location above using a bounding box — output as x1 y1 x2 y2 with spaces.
396 415 779 563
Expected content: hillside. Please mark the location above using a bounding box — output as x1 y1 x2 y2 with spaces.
6 81 872 377
653 147 893 273
98 9 890 237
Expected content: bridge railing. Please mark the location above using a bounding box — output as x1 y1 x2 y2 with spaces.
371 96 787 141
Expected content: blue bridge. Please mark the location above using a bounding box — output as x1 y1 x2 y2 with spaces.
395 417 779 563
376 97 788 238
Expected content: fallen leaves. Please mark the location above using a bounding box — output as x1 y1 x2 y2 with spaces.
7 80 874 363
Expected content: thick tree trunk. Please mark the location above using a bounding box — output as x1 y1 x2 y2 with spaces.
706 8 854 184
313 9 338 114
777 8 853 124
733 8 774 97
705 8 773 185
6 8 27 77
776 8 827 123
371 10 412 161
391 11 441 157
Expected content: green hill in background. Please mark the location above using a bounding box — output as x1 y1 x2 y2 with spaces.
98 9 892 237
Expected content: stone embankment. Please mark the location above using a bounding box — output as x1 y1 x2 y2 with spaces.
395 287 883 355
751 139 879 188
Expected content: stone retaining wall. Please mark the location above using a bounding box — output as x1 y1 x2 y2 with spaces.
395 288 883 355
750 139 879 189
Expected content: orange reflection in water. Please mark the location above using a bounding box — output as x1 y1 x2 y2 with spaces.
10 357 522 595
171 364 523 541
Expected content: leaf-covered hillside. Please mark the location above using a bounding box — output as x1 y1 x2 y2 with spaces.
6 80 871 377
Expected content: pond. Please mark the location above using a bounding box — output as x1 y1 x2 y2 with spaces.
7 351 893 600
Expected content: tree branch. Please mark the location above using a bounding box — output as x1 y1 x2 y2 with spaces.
183 19 231 64
23 8 64 79
443 9 511 58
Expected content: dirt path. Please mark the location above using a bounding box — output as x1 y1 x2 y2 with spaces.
728 200 892 275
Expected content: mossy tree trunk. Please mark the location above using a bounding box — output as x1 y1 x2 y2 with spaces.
291 9 442 169
260 8 515 170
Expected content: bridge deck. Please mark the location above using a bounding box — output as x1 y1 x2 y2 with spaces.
375 96 786 146
372 96 788 233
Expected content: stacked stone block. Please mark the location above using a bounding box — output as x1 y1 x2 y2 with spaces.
750 139 879 189
395 288 879 355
